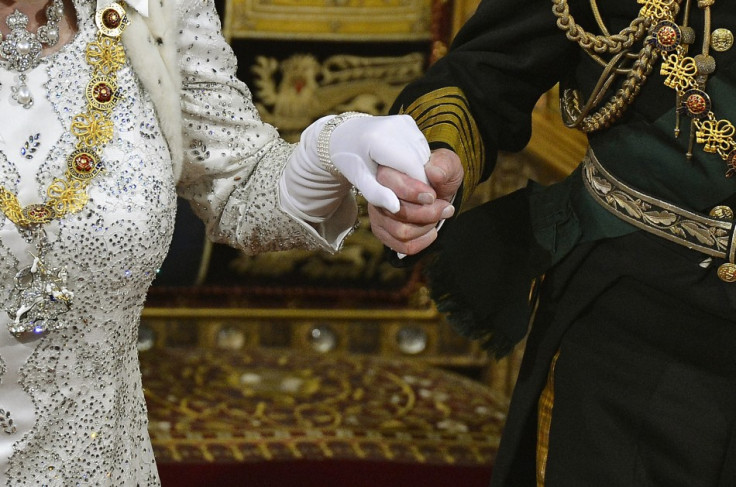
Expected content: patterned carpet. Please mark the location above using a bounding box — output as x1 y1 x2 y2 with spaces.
141 348 505 486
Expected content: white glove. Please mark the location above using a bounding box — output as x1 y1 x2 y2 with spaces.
280 113 430 223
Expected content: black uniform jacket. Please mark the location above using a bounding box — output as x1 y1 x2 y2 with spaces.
391 0 736 485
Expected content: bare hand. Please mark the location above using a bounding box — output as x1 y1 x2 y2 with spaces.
367 148 463 255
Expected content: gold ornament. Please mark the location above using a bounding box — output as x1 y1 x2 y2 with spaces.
660 53 697 92
85 35 126 75
3 2 129 336
47 178 90 215
71 111 114 147
638 0 679 22
695 118 736 154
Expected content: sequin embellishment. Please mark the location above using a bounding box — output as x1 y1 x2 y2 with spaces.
2 3 128 335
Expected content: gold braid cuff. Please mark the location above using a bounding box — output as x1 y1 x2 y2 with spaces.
400 87 485 204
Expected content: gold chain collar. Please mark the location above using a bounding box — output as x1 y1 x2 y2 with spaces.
649 0 736 176
554 0 675 133
0 2 129 227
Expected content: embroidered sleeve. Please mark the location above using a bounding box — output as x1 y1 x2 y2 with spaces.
174 0 341 254
400 87 485 205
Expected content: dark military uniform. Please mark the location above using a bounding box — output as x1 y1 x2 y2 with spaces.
392 1 736 485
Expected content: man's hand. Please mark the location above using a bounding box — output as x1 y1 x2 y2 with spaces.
367 148 463 255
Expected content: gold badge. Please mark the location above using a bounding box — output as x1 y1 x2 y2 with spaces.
711 28 734 52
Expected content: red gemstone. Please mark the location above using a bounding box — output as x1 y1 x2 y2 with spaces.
74 154 95 173
727 150 736 174
652 21 682 53
657 26 677 47
93 83 112 103
103 9 121 29
686 94 707 115
28 207 50 219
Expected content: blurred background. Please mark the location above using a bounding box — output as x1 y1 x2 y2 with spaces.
140 1 587 485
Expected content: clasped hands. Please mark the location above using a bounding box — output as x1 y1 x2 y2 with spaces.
331 115 463 256
282 113 464 256
367 147 462 255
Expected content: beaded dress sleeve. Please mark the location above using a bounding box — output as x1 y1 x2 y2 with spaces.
173 0 357 254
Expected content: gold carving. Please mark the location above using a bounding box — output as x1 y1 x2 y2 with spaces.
85 35 126 75
251 53 424 140
224 0 432 41
46 179 90 215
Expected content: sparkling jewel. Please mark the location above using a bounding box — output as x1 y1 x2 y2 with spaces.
94 83 113 102
75 153 94 172
16 39 31 55
678 89 711 119
651 21 682 52
6 231 73 336
12 80 33 108
0 0 65 108
22 204 55 223
103 10 121 29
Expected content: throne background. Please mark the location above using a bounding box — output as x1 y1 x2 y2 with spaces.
140 1 586 485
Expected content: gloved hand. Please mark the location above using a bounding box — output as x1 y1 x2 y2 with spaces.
280 113 430 223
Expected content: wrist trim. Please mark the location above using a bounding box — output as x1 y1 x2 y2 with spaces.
316 112 371 178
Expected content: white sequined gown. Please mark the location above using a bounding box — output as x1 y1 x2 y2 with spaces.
0 1 344 484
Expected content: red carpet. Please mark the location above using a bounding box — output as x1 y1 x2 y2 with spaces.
143 348 502 487
158 460 492 486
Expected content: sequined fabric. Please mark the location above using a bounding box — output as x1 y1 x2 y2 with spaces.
0 1 333 484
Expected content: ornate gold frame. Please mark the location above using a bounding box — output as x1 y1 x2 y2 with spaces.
223 0 434 41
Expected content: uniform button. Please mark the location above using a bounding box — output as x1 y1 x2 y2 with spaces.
717 263 736 282
709 205 734 219
711 28 734 52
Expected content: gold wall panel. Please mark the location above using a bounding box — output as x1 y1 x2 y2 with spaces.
224 0 433 40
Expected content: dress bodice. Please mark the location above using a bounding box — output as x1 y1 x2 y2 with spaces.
0 2 176 484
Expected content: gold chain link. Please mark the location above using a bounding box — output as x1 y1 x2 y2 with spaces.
0 3 128 227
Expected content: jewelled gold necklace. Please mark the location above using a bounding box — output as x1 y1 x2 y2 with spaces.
3 2 129 336
0 0 65 108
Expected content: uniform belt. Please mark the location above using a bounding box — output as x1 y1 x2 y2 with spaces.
582 148 736 282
